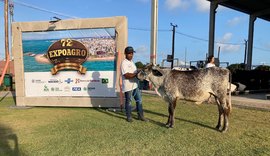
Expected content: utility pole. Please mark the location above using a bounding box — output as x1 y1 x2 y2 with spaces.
170 23 177 69
150 0 158 65
9 1 14 22
0 0 10 87
5 0 9 62
9 0 14 60
244 39 248 66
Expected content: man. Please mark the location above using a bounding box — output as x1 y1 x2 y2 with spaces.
121 46 148 122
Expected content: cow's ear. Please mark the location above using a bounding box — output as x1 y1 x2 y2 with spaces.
152 69 163 77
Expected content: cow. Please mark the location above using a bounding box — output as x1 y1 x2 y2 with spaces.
137 63 232 132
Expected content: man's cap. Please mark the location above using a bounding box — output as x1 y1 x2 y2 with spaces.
125 46 136 54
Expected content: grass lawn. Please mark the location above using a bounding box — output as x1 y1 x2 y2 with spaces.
0 94 270 155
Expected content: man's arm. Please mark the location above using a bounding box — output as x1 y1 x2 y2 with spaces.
123 73 137 79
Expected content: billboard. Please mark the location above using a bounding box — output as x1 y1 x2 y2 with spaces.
23 29 117 97
12 17 127 107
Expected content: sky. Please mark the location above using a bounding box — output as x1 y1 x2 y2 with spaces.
22 28 116 40
0 0 270 66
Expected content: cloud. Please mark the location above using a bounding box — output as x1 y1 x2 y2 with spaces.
134 45 149 63
266 42 270 49
193 0 209 12
137 0 150 3
135 45 148 54
223 33 233 41
165 0 189 10
216 33 241 52
164 0 210 12
261 41 270 49
227 17 243 27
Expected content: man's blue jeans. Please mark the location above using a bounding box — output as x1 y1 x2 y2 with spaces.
124 87 143 119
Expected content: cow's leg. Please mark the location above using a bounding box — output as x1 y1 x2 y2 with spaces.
219 97 229 132
222 113 229 133
166 98 177 128
166 103 174 128
225 97 232 130
222 98 229 132
166 104 171 127
170 98 177 128
215 97 224 131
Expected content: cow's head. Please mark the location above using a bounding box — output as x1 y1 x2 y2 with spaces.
137 63 163 81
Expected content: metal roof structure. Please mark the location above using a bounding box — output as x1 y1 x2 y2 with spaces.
207 0 270 70
212 0 270 22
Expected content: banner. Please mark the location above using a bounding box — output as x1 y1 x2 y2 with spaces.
22 28 117 97
24 71 116 97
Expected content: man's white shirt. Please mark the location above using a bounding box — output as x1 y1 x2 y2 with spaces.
205 63 215 68
121 59 138 92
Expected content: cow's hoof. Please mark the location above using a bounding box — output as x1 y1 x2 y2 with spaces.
165 123 174 128
221 127 228 133
215 125 222 131
169 125 174 128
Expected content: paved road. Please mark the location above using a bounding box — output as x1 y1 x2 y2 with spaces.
1 91 269 110
142 90 270 111
231 93 270 110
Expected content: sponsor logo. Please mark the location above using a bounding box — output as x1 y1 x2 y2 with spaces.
48 79 63 84
50 87 63 92
54 87 62 91
101 78 109 84
75 79 80 84
72 87 81 91
44 85 49 92
65 78 73 84
90 79 100 83
87 87 95 91
75 78 91 84
47 38 89 75
32 79 46 83
64 86 70 92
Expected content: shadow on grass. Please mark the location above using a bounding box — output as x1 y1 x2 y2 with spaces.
0 92 9 102
94 108 159 124
0 92 16 104
94 108 127 121
0 124 20 156
94 108 217 131
144 109 217 131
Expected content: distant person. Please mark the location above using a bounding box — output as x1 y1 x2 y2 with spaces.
205 55 215 68
205 55 216 103
120 46 148 122
205 55 237 101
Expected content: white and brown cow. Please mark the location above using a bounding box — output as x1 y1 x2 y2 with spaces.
137 63 232 132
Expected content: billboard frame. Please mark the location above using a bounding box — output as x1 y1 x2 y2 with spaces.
12 16 127 107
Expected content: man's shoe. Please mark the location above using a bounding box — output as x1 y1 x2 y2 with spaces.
138 116 149 122
127 118 133 122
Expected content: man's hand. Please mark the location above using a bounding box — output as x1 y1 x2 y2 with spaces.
123 73 137 79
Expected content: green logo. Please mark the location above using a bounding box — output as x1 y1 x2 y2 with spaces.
44 85 49 92
101 78 108 84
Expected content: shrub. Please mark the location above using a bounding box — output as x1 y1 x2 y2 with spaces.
227 63 246 73
254 65 270 71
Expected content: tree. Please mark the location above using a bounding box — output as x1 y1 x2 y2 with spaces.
135 61 145 69
227 63 246 73
254 65 270 71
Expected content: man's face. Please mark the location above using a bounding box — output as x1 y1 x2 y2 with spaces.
125 52 134 61
211 57 215 63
